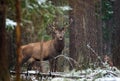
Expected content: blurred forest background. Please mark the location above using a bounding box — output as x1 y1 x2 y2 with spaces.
0 0 120 81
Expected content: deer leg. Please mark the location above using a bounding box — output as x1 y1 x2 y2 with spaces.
49 58 57 72
27 58 35 70
32 61 43 72
27 58 43 72
38 61 43 72
54 58 58 72
49 59 54 72
15 54 24 71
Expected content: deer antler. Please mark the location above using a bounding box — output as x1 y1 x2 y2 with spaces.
51 21 59 32
63 18 73 31
47 21 57 32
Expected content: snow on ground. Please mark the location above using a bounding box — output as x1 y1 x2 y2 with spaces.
10 66 120 81
95 77 120 81
51 67 120 81
52 78 73 81
16 66 120 81
51 77 120 81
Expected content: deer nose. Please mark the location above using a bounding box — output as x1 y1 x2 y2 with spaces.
60 36 62 38
59 36 63 40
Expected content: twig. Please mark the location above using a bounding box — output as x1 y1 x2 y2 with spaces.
87 44 104 65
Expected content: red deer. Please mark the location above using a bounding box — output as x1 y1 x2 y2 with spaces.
18 22 67 72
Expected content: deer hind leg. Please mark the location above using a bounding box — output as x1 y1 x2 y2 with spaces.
15 53 24 71
27 58 35 70
35 61 43 72
18 55 31 71
27 58 42 71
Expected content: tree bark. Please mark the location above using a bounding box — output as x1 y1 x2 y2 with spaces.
0 0 10 81
112 0 120 68
69 0 102 69
15 0 21 81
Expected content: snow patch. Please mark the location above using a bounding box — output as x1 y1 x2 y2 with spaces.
6 18 16 27
95 77 120 81
59 6 72 11
52 78 73 81
37 0 46 5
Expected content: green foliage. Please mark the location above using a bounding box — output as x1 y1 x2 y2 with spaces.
102 23 111 41
101 0 113 41
95 0 113 20
7 0 67 41
102 0 113 21
94 0 114 41
21 0 66 40
6 25 15 31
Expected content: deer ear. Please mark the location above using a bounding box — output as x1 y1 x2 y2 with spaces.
62 27 67 32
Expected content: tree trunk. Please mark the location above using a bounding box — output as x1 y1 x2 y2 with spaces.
50 0 69 72
112 0 120 68
15 0 21 81
0 0 10 81
69 0 102 69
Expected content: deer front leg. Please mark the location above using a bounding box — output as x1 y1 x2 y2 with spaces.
49 58 57 72
54 58 57 72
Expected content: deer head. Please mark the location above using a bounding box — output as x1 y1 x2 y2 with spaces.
52 27 66 40
50 21 67 40
48 19 73 40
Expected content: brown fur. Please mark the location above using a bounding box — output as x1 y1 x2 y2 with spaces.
18 28 65 72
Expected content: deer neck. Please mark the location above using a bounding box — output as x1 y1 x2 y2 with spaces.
53 38 64 53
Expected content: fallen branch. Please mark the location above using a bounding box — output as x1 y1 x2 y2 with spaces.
10 69 119 80
87 44 104 64
10 71 86 79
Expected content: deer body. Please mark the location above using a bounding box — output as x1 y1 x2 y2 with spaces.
18 27 65 72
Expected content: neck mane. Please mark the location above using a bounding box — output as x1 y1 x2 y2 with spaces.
54 38 64 53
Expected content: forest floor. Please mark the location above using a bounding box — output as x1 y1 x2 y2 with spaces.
10 65 120 81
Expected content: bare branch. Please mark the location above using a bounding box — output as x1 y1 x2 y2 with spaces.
54 55 81 69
